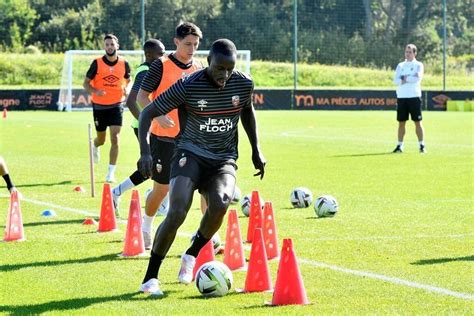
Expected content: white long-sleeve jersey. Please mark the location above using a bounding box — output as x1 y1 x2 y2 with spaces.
393 59 424 98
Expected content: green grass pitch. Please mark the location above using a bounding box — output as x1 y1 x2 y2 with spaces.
0 110 472 314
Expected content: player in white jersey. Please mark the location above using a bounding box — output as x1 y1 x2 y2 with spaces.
392 44 426 153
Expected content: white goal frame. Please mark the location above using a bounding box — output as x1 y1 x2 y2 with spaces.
58 49 251 111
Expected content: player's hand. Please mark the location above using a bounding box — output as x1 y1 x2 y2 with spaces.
252 151 266 180
137 154 153 178
154 115 175 129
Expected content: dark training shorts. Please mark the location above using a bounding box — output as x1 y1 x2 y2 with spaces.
150 135 175 185
170 149 237 193
396 97 423 122
92 104 123 132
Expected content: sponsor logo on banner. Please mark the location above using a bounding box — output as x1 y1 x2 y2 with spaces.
431 94 450 109
29 93 53 109
0 98 20 108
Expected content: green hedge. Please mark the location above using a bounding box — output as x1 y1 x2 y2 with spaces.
0 53 472 90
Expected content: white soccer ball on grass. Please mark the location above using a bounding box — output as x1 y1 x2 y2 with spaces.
314 195 338 218
290 187 313 208
195 261 233 297
240 193 264 217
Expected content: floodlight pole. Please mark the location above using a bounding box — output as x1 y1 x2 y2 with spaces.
293 0 298 108
140 0 145 47
442 0 446 91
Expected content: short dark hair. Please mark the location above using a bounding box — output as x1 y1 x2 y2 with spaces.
104 34 119 43
406 43 417 54
209 39 237 57
143 39 165 55
175 22 202 39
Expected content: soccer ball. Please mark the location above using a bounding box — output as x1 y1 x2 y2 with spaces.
195 261 233 297
314 195 338 218
290 187 313 208
240 193 264 217
230 185 241 204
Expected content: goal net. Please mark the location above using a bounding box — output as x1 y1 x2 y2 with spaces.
57 49 251 111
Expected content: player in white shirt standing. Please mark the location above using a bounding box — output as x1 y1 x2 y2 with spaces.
392 44 426 153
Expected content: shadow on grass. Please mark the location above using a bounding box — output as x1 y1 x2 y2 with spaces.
23 219 84 227
0 291 174 315
331 152 393 158
3 180 74 189
411 255 474 265
0 253 121 272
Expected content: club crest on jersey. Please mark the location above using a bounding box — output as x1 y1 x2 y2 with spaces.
179 156 187 167
109 67 114 73
197 99 208 111
232 95 240 107
155 163 162 173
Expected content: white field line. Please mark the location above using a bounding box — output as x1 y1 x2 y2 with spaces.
4 195 474 301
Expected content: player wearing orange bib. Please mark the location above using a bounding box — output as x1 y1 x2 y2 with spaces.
83 34 131 183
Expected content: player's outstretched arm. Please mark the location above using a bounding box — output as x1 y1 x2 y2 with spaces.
137 104 161 178
240 105 266 179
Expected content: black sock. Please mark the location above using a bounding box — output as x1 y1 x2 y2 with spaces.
130 170 147 185
2 174 13 191
185 230 211 257
143 251 164 283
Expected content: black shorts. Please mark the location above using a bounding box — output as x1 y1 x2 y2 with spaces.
150 135 175 184
397 97 422 122
170 149 237 193
92 104 123 132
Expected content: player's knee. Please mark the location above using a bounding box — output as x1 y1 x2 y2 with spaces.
163 208 187 230
208 196 230 217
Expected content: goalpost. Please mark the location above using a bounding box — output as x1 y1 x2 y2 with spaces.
57 49 251 111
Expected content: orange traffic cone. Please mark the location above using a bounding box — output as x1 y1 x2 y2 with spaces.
246 191 263 243
97 183 118 232
2 108 7 119
223 209 246 271
241 228 272 292
270 238 309 305
263 202 279 260
3 190 25 241
121 195 145 256
131 189 139 201
192 240 215 280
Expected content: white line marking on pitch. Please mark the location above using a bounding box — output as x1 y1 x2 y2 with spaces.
5 196 474 301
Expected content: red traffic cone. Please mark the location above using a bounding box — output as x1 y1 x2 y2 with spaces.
82 218 97 225
121 195 145 256
2 108 7 119
223 209 246 271
270 239 309 305
241 228 272 292
131 189 139 201
246 191 263 243
263 202 279 260
192 240 216 281
97 183 118 232
3 190 25 241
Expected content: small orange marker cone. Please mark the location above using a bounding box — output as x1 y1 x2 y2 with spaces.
82 218 97 225
262 202 279 260
246 191 263 243
3 190 25 242
121 194 145 256
97 183 117 232
73 186 85 192
223 209 246 271
270 238 309 305
2 108 7 119
240 228 272 292
192 240 215 281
